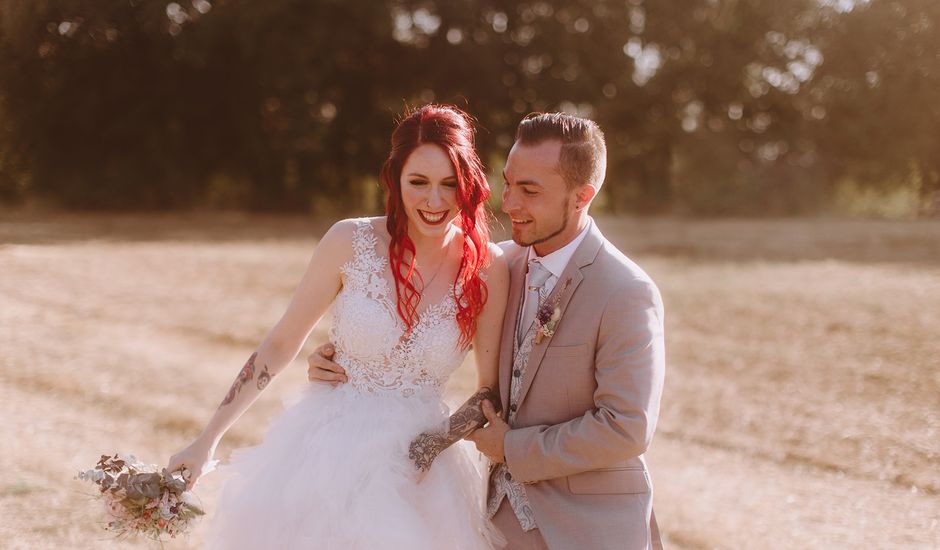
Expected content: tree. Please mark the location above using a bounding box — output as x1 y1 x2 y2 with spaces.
1 0 936 214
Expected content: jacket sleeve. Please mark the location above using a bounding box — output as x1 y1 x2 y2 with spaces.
503 278 666 483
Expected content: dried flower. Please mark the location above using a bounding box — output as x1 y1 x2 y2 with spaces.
534 278 571 344
75 453 205 541
536 301 555 326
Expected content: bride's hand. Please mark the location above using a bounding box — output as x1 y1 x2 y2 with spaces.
167 437 218 491
414 466 429 484
408 431 447 484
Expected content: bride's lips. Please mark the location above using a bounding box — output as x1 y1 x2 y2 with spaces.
418 209 450 226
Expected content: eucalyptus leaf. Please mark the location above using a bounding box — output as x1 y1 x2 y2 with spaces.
165 478 185 494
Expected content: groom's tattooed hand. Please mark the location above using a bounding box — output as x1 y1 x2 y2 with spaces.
219 352 274 408
407 387 501 472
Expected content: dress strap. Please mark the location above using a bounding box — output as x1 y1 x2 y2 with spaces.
350 218 377 262
343 218 388 282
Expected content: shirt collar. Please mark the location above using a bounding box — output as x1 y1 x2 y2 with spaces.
527 217 593 279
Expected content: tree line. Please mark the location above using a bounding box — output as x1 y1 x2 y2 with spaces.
0 0 937 215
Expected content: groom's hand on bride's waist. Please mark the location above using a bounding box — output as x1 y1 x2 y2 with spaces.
466 399 508 463
306 343 348 386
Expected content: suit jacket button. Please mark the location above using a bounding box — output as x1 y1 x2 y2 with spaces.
510 403 517 412
505 472 512 481
513 369 521 377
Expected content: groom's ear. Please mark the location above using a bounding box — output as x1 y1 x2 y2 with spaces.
575 183 597 210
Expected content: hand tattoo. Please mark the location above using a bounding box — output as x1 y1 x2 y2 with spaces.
219 352 273 408
408 432 449 472
408 387 501 472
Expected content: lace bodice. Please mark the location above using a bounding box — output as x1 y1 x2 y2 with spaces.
329 219 468 398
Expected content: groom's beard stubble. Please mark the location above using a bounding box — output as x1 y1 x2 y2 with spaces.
515 196 570 248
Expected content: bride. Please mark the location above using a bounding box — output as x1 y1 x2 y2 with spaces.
166 104 509 549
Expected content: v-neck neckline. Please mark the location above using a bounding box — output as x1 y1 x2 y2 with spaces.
359 220 460 345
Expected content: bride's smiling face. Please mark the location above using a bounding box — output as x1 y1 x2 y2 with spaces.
399 143 460 239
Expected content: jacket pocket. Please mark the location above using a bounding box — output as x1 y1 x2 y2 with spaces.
567 467 651 495
543 343 590 358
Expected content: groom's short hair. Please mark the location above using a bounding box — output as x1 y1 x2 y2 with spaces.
516 113 607 190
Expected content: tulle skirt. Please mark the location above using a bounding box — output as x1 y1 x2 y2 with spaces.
203 382 500 549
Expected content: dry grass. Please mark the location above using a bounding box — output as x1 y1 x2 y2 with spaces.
2 213 938 549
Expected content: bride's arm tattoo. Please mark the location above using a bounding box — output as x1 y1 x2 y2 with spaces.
219 352 274 408
408 387 501 472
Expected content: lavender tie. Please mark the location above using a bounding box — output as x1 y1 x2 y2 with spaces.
518 259 552 342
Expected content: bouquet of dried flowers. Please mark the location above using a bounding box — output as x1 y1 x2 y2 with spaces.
75 453 208 541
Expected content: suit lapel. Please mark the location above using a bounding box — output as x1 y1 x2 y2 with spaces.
515 221 605 408
499 247 528 414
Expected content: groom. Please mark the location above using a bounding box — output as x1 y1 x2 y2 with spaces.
310 113 665 549
467 113 664 550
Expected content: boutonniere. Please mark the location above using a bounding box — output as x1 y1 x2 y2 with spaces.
534 278 571 344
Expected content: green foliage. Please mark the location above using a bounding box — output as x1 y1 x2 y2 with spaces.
0 0 937 214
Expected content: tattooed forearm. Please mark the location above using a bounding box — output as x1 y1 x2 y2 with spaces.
408 387 501 472
219 352 274 408
256 365 271 390
448 386 501 437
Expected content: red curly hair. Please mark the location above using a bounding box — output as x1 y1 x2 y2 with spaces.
379 105 491 348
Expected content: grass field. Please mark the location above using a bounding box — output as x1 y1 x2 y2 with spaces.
2 213 939 549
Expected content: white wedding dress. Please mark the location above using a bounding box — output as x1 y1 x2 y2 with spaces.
204 219 498 549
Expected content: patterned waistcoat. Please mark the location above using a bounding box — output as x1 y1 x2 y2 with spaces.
486 304 541 531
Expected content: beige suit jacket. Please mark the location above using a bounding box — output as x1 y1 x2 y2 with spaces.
493 219 666 550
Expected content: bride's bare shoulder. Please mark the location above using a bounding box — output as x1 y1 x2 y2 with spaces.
312 217 372 262
321 216 385 241
316 217 391 264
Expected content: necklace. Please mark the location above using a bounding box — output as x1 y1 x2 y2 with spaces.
414 249 448 292
411 224 457 293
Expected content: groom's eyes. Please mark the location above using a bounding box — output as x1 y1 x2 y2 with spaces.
504 179 539 196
